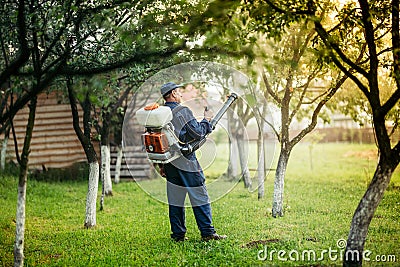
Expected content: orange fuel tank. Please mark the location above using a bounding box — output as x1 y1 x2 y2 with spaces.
142 131 170 153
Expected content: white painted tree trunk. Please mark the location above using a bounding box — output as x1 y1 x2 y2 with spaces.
226 109 240 180
14 179 26 267
84 162 99 228
257 129 265 199
272 151 289 217
228 137 240 178
1 135 8 170
257 104 267 199
14 97 36 267
101 145 112 195
114 145 123 184
237 135 251 189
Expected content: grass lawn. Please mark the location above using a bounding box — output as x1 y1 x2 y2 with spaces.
0 143 399 266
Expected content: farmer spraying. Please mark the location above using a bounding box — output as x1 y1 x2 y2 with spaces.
160 82 228 242
135 81 237 241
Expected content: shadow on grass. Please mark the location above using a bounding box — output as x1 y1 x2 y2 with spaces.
3 161 89 182
32 162 89 182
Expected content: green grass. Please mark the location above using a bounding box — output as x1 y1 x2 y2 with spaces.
0 143 399 266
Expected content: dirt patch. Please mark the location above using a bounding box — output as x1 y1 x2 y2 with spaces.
305 237 318 242
241 239 280 248
343 150 377 160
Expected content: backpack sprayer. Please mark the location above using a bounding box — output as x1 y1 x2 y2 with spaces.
135 93 238 164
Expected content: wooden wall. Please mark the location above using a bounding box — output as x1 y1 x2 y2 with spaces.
2 92 150 179
110 145 151 180
4 93 87 169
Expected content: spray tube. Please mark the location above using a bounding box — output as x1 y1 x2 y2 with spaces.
181 93 238 155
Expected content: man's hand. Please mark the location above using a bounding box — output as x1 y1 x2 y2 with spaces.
155 163 166 177
160 166 166 177
204 106 213 121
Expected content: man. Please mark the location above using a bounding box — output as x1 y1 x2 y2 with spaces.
160 81 227 242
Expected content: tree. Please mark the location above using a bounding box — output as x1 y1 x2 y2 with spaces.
200 66 254 188
66 63 170 224
67 77 100 228
195 3 399 265
91 66 160 209
259 21 351 217
240 0 399 265
310 1 400 265
13 96 36 267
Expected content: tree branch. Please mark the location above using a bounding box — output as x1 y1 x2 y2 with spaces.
382 0 400 117
314 21 368 78
0 0 30 86
67 76 85 148
262 71 281 104
288 66 321 123
0 59 66 126
314 21 371 101
59 43 187 76
290 74 348 147
381 88 400 116
264 0 313 16
358 0 380 105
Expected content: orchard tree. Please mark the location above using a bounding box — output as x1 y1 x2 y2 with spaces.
310 1 400 265
259 21 352 217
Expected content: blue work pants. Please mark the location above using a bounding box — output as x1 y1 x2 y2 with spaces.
164 163 216 239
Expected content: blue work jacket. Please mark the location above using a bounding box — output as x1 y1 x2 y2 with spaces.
164 102 212 170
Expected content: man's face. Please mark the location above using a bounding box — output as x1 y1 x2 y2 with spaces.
173 88 183 103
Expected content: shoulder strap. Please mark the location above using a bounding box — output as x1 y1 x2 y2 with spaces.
171 105 186 114
170 105 196 145
171 105 188 127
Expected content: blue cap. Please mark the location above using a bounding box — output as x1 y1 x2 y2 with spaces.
160 82 181 96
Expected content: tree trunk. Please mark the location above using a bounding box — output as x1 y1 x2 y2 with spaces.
100 144 112 211
257 129 265 199
85 161 99 228
14 97 37 267
101 144 112 195
67 79 99 228
343 159 396 266
272 149 289 217
257 104 267 199
237 129 251 189
225 108 240 180
1 127 9 170
114 144 123 184
228 136 240 179
99 111 112 209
